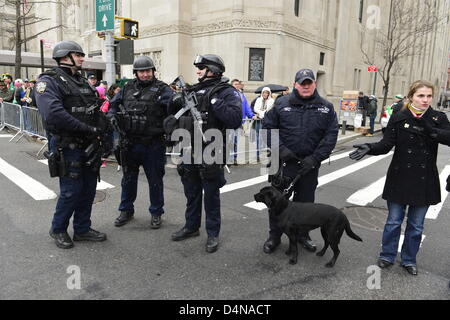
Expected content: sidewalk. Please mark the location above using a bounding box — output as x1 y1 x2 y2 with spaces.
336 122 383 145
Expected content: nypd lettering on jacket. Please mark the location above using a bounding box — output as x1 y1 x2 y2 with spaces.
263 91 339 162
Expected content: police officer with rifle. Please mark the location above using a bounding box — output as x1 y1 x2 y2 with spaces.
35 41 109 249
164 54 242 253
108 56 173 229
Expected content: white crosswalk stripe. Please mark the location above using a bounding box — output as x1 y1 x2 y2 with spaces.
0 157 57 200
244 152 394 210
425 165 450 220
346 176 386 206
397 234 426 253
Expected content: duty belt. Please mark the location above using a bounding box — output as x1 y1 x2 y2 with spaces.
57 136 90 149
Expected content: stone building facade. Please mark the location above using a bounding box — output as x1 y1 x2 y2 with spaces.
1 0 449 107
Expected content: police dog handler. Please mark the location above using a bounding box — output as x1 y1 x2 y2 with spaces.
35 41 110 249
262 68 338 254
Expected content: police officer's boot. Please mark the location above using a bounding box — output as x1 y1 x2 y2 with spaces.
206 236 219 253
114 211 134 227
263 237 281 254
73 228 107 242
49 229 74 249
171 227 200 241
299 233 316 252
150 215 162 229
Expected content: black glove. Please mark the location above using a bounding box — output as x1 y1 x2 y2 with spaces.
163 115 178 135
349 144 371 161
297 156 318 176
168 93 184 114
279 147 299 162
86 126 101 136
446 174 450 192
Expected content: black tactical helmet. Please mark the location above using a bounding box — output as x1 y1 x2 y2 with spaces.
194 54 225 74
52 41 85 60
133 56 156 71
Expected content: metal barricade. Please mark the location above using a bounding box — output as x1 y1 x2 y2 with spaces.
0 102 4 130
19 105 48 156
21 106 47 139
1 102 48 156
228 118 269 164
2 102 22 141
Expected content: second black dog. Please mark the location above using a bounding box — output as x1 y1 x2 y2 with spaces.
254 186 362 267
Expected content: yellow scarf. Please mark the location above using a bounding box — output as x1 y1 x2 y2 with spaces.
407 103 427 118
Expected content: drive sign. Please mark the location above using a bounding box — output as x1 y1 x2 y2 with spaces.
96 0 115 31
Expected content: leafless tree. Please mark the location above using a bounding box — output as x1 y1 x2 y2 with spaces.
1 0 69 78
360 0 446 107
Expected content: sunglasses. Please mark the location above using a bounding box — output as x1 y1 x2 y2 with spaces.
197 65 207 70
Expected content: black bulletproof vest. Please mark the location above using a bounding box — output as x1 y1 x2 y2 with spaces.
191 79 232 132
42 68 99 129
121 79 166 138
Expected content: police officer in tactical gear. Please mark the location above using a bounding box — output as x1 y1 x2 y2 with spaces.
35 41 108 249
108 55 173 229
263 68 339 254
167 54 242 253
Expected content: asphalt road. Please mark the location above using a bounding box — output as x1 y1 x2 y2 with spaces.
0 128 449 301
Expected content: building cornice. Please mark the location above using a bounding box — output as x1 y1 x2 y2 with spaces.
139 17 335 51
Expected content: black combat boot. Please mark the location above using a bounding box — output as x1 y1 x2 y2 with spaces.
263 237 281 254
150 215 162 229
73 228 107 242
114 211 134 227
206 236 219 253
49 229 74 249
171 227 200 241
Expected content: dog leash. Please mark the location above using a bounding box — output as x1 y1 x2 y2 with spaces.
283 171 303 196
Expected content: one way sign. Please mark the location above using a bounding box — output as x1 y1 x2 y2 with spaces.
96 0 115 31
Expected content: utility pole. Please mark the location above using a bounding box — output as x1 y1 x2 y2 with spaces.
104 30 116 87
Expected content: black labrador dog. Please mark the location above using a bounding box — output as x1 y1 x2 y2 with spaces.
254 186 362 267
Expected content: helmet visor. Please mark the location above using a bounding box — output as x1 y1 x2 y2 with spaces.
194 55 207 65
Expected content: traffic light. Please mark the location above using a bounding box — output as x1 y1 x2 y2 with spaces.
121 18 139 39
114 39 134 65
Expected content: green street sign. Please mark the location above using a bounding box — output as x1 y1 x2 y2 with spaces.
96 0 115 31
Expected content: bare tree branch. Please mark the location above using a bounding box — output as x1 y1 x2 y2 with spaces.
22 24 64 43
360 0 444 106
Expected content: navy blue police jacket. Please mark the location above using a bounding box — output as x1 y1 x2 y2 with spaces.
263 89 338 163
108 78 174 116
203 84 243 130
35 67 95 134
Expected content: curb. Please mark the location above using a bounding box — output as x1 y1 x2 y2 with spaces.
336 127 383 145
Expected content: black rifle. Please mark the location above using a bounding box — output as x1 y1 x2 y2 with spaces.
84 101 112 181
172 76 207 142
109 105 131 172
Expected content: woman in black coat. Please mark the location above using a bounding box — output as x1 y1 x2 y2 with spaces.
350 80 450 276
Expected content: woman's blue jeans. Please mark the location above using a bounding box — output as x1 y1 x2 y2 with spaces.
379 202 428 266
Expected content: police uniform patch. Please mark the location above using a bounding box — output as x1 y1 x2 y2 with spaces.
36 82 47 94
